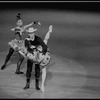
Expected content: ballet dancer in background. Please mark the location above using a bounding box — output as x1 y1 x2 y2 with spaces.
1 13 41 74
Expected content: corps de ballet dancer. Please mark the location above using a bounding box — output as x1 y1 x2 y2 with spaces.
1 13 41 74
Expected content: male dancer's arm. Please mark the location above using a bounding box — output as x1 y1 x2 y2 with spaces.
25 39 34 53
25 39 30 50
37 37 48 54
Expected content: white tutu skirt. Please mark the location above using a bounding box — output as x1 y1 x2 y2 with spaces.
8 39 25 51
9 39 51 67
19 48 51 67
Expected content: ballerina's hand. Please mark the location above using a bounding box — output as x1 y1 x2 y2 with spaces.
11 28 15 31
34 21 41 25
38 22 41 25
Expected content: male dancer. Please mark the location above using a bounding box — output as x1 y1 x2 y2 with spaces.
23 27 48 90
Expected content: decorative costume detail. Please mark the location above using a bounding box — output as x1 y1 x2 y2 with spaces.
8 13 34 52
16 13 22 20
8 39 25 52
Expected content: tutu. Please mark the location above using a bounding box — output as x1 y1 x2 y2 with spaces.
8 39 25 52
18 45 51 67
38 51 51 67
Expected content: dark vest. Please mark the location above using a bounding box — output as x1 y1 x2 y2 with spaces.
25 35 47 53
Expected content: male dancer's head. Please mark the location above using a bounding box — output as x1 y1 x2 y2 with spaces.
26 27 37 40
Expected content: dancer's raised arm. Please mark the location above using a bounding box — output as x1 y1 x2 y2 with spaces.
11 27 15 31
24 22 34 30
24 21 41 30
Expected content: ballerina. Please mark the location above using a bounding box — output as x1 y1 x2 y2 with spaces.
1 13 41 74
40 25 52 92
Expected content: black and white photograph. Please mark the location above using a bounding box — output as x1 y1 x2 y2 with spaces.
0 1 100 98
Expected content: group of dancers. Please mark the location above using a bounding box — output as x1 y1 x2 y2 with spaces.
1 13 53 92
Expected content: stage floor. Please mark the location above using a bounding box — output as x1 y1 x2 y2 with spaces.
0 52 100 98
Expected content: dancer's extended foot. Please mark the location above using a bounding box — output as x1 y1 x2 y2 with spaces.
15 70 24 74
1 64 6 70
41 85 44 92
49 25 53 33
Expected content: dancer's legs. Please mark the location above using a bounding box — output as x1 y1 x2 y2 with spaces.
1 47 14 70
35 64 41 90
15 53 24 74
41 67 46 92
23 59 33 89
39 25 52 91
44 25 52 45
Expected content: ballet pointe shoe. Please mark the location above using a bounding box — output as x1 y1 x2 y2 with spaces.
49 25 53 33
41 84 45 92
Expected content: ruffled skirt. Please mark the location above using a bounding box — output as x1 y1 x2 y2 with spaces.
8 39 25 52
19 47 51 68
8 39 51 67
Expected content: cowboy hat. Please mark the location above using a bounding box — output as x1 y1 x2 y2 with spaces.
26 27 37 33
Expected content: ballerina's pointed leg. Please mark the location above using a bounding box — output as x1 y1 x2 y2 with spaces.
41 67 46 92
43 25 53 45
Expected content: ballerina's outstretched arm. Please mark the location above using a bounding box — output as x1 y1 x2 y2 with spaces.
24 21 41 31
23 22 34 30
11 27 15 31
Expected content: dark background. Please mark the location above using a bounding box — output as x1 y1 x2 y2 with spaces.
0 2 100 13
0 1 100 63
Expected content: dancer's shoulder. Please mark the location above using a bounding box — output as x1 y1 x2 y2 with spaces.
35 35 42 40
35 35 39 38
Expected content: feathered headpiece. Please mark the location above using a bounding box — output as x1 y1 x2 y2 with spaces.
16 13 22 20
